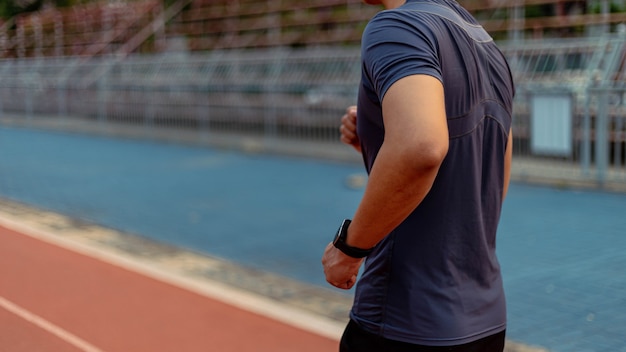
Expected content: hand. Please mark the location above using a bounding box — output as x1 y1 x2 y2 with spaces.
340 106 361 153
322 242 363 290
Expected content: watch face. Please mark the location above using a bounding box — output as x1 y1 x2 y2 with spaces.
333 228 341 245
333 219 348 245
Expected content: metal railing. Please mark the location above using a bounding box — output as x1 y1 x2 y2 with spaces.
0 48 360 141
0 39 625 190
499 36 626 188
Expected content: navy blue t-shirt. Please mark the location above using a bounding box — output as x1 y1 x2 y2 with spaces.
352 0 515 346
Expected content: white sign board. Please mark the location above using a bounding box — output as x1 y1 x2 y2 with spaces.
531 93 573 157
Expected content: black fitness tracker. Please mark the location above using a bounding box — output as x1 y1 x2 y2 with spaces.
332 219 374 258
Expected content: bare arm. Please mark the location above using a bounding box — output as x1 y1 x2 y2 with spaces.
322 74 448 289
346 74 449 249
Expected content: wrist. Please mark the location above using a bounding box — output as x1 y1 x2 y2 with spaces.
332 219 374 258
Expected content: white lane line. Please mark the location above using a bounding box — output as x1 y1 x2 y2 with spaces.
0 296 104 352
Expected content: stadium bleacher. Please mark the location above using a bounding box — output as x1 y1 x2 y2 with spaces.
2 0 626 58
168 0 379 50
0 0 160 58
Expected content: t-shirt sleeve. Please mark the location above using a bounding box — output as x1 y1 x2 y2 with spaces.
361 12 442 101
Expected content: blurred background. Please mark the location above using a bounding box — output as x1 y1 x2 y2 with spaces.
0 0 625 351
0 0 625 186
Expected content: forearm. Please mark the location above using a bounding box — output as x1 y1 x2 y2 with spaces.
346 143 443 249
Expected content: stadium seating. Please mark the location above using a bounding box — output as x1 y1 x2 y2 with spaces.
3 0 626 58
0 0 160 59
166 0 379 50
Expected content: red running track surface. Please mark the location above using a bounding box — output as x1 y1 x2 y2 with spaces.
0 225 339 352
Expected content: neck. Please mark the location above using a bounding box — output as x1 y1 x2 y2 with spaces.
381 0 406 9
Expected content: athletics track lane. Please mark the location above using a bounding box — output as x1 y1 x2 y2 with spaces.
0 304 82 352
0 224 338 352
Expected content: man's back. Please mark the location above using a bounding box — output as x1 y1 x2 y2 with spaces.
352 0 514 346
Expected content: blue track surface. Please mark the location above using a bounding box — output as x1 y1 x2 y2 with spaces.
1 126 625 351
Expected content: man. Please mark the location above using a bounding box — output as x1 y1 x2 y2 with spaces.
321 0 514 351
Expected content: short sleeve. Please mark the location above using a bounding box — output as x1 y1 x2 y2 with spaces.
361 11 442 101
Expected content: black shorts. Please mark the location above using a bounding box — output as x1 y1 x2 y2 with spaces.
339 320 506 352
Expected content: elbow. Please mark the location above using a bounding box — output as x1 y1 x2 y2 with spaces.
416 134 450 169
424 140 449 170
407 138 449 172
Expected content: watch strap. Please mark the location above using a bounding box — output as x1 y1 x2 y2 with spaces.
333 219 373 258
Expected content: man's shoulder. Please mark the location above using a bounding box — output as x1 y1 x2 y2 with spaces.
363 6 437 43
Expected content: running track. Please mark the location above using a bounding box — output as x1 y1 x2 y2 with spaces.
0 223 340 352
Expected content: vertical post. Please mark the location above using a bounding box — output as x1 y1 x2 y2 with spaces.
509 0 524 43
201 54 220 138
601 0 610 35
508 0 524 74
33 15 42 58
17 17 25 58
25 73 34 120
0 21 6 58
596 88 609 185
613 92 624 173
0 66 3 115
0 61 6 115
97 68 108 123
581 90 592 176
268 0 280 46
103 4 112 56
264 51 283 142
153 2 166 53
145 82 154 128
54 11 64 58
145 58 156 129
57 81 67 117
